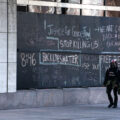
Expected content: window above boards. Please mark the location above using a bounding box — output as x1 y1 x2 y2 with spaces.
17 0 120 17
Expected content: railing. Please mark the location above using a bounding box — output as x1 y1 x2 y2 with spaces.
17 0 120 12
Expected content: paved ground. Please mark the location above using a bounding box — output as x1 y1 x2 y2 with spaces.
0 104 120 120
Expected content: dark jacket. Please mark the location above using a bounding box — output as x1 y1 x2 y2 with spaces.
104 67 120 86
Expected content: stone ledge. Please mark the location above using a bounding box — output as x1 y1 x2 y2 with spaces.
0 87 119 109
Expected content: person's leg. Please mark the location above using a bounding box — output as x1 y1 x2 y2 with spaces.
106 85 113 107
113 87 118 108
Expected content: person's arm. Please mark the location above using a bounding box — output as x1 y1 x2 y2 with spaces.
117 69 120 85
103 69 109 86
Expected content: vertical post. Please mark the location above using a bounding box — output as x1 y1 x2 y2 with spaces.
7 0 17 92
104 0 106 17
0 1 8 93
80 0 82 16
7 0 8 92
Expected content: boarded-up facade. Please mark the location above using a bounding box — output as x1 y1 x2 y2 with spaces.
82 0 104 16
56 0 62 14
66 0 80 15
28 0 120 17
106 0 120 17
29 0 55 14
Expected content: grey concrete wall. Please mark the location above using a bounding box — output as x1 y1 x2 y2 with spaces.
0 0 17 93
63 88 108 105
0 0 7 93
0 87 119 109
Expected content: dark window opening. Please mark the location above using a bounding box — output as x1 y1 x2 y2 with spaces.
61 0 68 14
103 0 106 16
17 5 28 12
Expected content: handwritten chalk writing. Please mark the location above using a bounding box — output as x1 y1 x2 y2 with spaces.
44 20 91 40
60 40 72 48
82 55 98 62
20 53 37 67
46 24 71 37
115 25 120 33
41 52 79 65
80 63 99 70
72 26 91 40
43 20 120 53
100 55 120 64
87 71 98 82
59 39 99 50
95 25 113 33
92 64 99 70
66 66 79 71
80 55 99 71
46 36 59 40
103 33 119 41
106 41 120 48
81 63 90 70
95 25 120 33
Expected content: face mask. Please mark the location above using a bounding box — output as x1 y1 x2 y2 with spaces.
110 62 118 68
110 62 116 68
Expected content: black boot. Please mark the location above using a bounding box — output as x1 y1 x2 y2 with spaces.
112 105 117 108
108 103 113 108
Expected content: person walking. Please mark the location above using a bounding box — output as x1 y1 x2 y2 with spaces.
104 59 120 108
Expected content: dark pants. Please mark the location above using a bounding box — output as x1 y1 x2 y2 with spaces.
106 85 118 106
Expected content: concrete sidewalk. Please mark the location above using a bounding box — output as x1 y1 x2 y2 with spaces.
0 104 120 120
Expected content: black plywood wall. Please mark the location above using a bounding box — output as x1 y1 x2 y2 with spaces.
17 12 120 89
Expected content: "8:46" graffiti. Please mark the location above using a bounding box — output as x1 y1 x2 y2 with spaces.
20 53 37 67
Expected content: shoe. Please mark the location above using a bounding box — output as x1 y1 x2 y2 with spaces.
108 103 113 108
112 105 117 108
